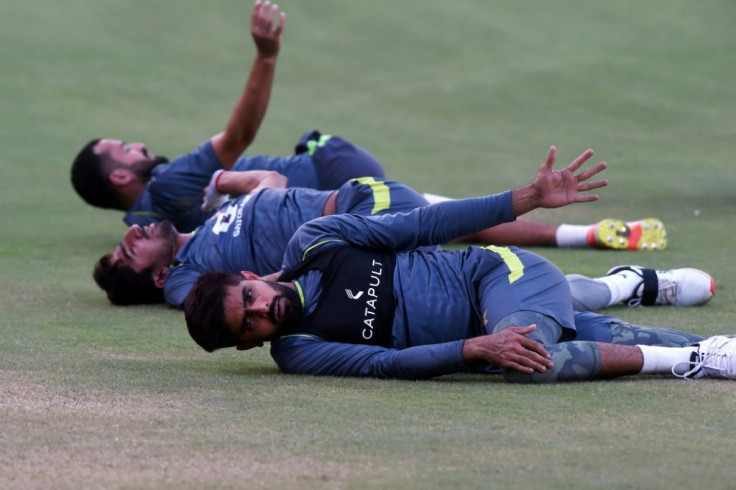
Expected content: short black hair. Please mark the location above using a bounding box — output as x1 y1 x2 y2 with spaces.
71 139 123 210
93 254 165 305
184 271 242 352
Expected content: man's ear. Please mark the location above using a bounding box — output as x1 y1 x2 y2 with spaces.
236 341 264 351
109 168 134 187
261 271 281 282
152 266 169 289
240 271 261 280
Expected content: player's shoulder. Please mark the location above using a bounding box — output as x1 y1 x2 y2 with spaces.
157 140 222 176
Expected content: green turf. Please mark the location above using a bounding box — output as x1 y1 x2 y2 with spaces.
2 0 736 488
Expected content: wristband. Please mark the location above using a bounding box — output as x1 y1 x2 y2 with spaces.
213 170 225 193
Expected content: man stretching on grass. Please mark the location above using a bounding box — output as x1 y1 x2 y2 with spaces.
95 177 430 306
70 1 665 251
69 1 385 233
184 146 729 382
93 173 712 309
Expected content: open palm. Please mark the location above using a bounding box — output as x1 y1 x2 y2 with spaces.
533 146 608 208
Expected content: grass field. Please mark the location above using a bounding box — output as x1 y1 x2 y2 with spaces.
2 0 736 488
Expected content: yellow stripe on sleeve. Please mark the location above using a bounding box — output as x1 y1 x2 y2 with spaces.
301 239 345 261
353 176 391 214
483 245 524 284
293 280 305 307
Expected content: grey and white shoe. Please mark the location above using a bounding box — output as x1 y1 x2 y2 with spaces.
673 336 736 379
606 265 715 307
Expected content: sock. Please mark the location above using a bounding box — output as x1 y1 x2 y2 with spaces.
555 224 593 247
638 345 697 374
595 272 643 305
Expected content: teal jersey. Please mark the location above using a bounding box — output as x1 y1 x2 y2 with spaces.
125 132 385 233
165 187 328 307
164 179 428 308
271 193 574 379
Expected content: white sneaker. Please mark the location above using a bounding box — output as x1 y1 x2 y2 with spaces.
673 336 736 379
606 265 715 307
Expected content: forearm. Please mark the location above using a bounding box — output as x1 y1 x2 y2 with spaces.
216 170 287 195
412 192 517 245
272 336 470 379
215 54 278 169
229 53 277 146
452 218 558 247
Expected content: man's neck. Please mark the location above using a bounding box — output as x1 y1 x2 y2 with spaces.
118 181 147 211
172 233 193 260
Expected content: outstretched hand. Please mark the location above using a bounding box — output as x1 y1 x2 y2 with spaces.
251 0 286 58
532 146 608 208
511 146 608 217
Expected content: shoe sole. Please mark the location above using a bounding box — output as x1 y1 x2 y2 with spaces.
594 218 667 251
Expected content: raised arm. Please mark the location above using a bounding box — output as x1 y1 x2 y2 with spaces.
283 192 516 265
283 146 607 263
210 0 286 169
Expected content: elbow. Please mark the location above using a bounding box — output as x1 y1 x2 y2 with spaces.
265 171 288 187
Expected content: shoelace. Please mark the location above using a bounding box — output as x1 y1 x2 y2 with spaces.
671 358 711 379
655 276 677 305
672 338 734 379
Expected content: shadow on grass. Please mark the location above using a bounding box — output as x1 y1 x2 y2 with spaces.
86 354 708 389
87 356 283 379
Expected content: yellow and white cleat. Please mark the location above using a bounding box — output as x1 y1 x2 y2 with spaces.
588 218 667 251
